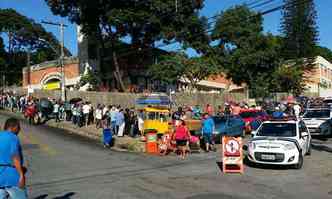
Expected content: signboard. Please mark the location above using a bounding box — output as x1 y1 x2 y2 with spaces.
43 82 60 90
222 136 243 174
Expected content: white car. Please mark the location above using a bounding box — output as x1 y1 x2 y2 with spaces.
302 108 332 136
247 119 311 169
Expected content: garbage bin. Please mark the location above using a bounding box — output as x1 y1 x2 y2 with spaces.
146 130 158 154
103 128 113 146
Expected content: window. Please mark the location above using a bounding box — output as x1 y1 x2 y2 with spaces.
257 123 296 137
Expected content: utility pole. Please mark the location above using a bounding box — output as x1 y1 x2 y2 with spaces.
27 47 31 86
175 0 178 12
42 21 67 101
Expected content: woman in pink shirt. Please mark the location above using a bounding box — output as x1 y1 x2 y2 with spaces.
174 120 191 159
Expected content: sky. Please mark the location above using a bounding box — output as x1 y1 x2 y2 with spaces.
1 0 331 56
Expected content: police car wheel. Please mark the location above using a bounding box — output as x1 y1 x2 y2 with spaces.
294 154 303 170
306 144 311 156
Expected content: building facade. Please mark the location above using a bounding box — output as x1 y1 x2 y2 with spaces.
22 58 81 90
304 56 332 96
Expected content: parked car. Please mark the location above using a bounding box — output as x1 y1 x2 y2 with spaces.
302 108 332 137
211 116 245 143
323 97 332 105
247 118 311 169
239 109 268 133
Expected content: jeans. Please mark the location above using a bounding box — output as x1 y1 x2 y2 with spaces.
111 121 117 135
0 187 28 199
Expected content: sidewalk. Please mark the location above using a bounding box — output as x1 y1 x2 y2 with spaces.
0 109 146 153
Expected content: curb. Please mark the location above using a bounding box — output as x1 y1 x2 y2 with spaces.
0 110 146 153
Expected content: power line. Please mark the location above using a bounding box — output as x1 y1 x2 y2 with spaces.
250 0 278 9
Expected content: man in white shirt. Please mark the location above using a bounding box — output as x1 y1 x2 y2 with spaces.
53 101 60 123
103 105 109 117
293 103 302 119
95 105 103 129
82 102 91 127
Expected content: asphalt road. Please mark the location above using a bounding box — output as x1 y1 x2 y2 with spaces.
0 114 331 199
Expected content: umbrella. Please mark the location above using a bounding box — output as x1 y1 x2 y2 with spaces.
136 94 170 106
69 98 83 104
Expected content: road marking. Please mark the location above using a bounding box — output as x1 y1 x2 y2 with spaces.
20 131 57 156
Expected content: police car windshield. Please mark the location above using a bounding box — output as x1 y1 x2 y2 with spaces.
257 123 296 137
303 110 330 118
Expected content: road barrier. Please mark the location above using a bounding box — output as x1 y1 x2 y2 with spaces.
222 136 244 174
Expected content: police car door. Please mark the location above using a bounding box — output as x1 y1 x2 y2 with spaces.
298 121 309 155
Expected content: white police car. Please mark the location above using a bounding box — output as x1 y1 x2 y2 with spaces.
247 118 311 169
302 108 332 136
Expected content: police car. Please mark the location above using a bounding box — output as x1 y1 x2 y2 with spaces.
247 118 311 169
302 107 332 136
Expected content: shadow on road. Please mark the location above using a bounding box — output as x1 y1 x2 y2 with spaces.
312 143 332 153
34 192 76 199
29 156 215 189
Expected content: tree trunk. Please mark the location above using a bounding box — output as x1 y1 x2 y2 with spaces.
112 51 126 92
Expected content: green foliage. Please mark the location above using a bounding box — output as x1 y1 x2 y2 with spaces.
315 46 332 63
212 6 284 97
78 69 101 91
0 8 71 86
46 0 209 90
281 0 318 61
149 52 218 90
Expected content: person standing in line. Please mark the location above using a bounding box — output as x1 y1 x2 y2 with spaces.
95 104 103 129
77 104 84 128
53 101 60 123
205 104 214 116
102 105 109 117
224 103 232 121
137 110 144 136
0 118 28 199
109 106 118 135
201 113 215 152
82 102 91 127
172 107 184 126
64 101 72 121
71 104 78 125
116 109 125 137
293 102 302 119
88 103 94 126
232 103 242 116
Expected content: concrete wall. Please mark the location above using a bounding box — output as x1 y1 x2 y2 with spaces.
17 89 246 110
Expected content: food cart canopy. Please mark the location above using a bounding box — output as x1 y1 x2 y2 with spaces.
136 95 170 106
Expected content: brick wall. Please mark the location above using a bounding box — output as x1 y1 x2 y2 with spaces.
22 60 80 87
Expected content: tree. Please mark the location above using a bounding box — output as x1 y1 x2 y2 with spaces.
314 46 332 63
281 0 318 61
45 0 209 91
0 9 71 86
212 6 283 97
149 52 218 91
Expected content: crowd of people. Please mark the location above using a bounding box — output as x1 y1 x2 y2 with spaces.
0 93 145 138
1 92 312 159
